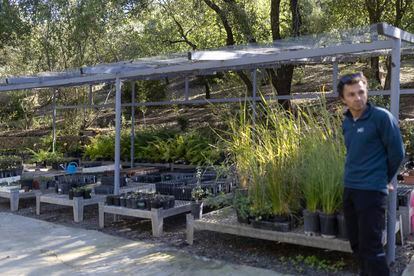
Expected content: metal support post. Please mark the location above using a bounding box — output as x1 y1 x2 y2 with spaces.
332 60 339 96
52 89 57 153
386 37 401 265
89 85 93 105
130 81 135 168
114 78 122 195
185 77 189 101
251 69 257 125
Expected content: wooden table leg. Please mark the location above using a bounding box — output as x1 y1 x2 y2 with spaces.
36 193 41 215
99 202 105 228
9 188 19 212
186 213 194 245
151 208 163 237
73 197 84 222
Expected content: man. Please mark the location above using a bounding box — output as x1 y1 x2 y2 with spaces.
338 72 404 276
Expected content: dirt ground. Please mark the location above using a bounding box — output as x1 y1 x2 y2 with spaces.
1 197 413 276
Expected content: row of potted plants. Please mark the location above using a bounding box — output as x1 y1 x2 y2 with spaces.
0 155 23 178
226 99 347 237
0 181 21 192
68 186 92 200
106 192 175 210
155 180 231 201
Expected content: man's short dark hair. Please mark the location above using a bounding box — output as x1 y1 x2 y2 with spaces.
337 72 368 98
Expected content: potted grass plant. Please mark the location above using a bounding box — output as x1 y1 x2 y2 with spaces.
300 121 325 236
301 140 341 237
301 143 322 236
223 101 302 232
315 134 344 238
296 101 345 238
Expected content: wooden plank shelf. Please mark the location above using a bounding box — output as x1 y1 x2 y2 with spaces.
36 193 106 222
99 200 192 237
0 189 37 211
186 207 353 253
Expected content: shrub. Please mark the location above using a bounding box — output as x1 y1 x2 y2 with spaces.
27 149 65 165
0 155 22 170
83 128 221 165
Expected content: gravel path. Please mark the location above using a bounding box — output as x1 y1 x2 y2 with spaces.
1 197 413 276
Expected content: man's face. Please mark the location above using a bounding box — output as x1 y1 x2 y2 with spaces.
341 80 368 114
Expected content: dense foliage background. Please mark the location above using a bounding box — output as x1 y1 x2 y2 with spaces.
1 0 414 158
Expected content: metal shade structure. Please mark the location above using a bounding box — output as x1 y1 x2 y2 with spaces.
1 23 414 263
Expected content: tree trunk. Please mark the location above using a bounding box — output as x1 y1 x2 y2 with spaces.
384 0 408 90
203 0 252 95
267 0 301 109
365 0 385 86
384 57 391 90
370 56 381 86
270 0 282 40
204 77 211 99
275 65 294 109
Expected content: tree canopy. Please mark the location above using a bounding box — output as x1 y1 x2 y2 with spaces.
0 0 413 121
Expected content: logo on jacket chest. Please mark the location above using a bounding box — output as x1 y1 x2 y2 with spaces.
357 127 364 133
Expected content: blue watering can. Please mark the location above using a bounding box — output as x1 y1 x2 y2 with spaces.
65 162 78 174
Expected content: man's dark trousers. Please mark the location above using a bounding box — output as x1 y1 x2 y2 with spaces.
343 188 390 276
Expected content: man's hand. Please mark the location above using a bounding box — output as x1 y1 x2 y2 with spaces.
387 184 395 192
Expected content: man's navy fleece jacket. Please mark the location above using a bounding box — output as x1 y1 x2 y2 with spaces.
342 103 405 194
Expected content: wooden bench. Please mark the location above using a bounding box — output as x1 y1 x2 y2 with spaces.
99 200 192 237
187 207 405 252
0 188 37 211
186 207 353 252
36 193 105 222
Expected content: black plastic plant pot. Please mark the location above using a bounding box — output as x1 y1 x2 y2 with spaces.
168 196 175 209
113 196 121 206
272 215 290 223
126 198 134 208
52 162 61 170
137 199 146 209
191 202 203 220
251 219 291 232
151 200 162 209
161 199 169 209
319 212 338 238
106 195 114 205
73 191 84 198
303 209 320 236
336 213 348 240
236 210 249 224
145 198 152 210
57 183 70 194
119 197 127 207
83 190 92 199
68 189 74 200
130 198 138 209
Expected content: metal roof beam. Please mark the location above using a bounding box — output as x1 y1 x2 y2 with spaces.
0 39 394 92
51 89 414 110
377 23 414 43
